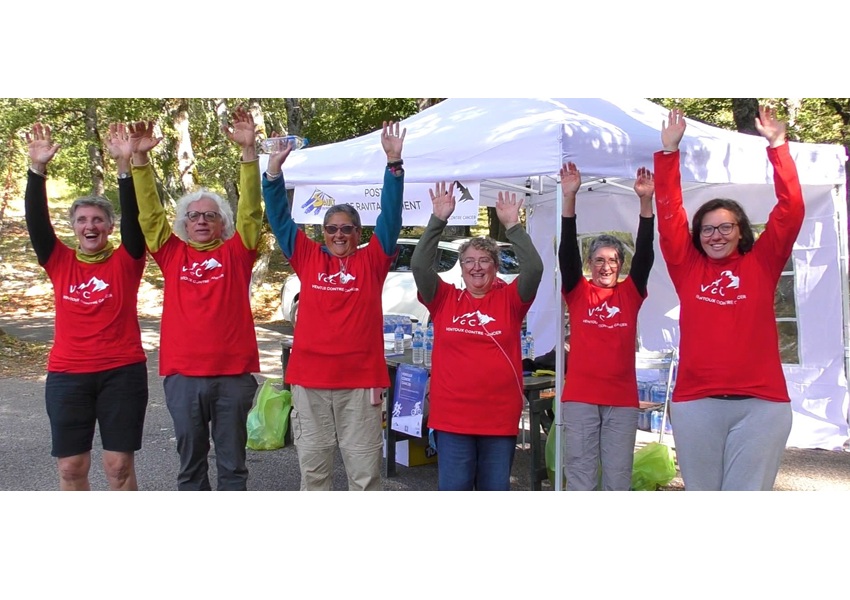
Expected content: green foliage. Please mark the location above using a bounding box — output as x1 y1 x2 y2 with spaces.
297 98 422 146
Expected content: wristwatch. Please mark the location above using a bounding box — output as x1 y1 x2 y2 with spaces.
118 172 132 180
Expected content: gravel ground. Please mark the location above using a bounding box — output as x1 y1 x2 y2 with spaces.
1 313 849 492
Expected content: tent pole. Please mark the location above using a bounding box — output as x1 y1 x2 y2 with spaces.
835 184 850 430
554 178 565 491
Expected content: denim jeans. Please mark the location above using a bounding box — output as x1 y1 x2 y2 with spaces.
434 430 516 491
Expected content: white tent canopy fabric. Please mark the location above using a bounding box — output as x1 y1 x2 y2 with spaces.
265 98 850 451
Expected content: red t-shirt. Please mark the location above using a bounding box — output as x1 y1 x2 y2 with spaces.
286 232 394 389
152 234 259 376
653 143 804 403
44 244 146 373
562 276 645 407
424 279 533 436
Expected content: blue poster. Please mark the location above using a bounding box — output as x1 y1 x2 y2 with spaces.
391 364 429 437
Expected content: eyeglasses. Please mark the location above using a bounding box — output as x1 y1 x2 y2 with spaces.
591 257 620 268
324 224 357 235
700 222 738 237
186 211 221 223
461 257 495 268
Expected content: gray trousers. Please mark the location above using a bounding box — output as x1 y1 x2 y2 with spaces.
291 386 384 491
163 374 257 491
562 402 638 491
671 398 792 491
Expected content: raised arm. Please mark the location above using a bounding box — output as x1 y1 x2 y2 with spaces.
411 181 454 305
105 122 145 260
373 121 406 255
128 120 169 253
498 191 543 303
261 131 296 259
558 161 583 294
629 167 655 297
653 109 693 267
222 106 263 250
24 123 60 265
754 105 805 266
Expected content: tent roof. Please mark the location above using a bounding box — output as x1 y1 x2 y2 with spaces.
279 98 847 191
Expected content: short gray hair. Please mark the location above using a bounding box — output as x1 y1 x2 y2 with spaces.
69 196 115 227
172 189 235 241
323 203 361 229
459 237 500 264
587 234 626 266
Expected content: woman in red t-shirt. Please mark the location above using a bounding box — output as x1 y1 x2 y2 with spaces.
653 106 804 490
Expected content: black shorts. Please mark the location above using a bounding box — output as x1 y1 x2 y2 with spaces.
45 361 149 458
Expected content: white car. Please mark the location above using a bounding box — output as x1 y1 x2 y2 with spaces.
280 237 521 326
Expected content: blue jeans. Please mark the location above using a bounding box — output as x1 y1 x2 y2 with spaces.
434 430 516 491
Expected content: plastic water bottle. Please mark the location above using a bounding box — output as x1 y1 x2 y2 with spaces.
394 322 405 354
261 135 308 153
412 323 424 364
650 410 662 434
525 331 535 361
521 330 529 359
424 323 434 368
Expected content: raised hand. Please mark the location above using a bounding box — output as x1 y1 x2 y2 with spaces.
754 105 787 149
634 166 655 218
25 123 60 172
634 167 655 200
495 190 523 229
560 161 581 218
429 181 456 221
661 109 686 153
105 123 133 173
381 120 406 162
266 130 293 175
223 106 257 149
128 120 162 158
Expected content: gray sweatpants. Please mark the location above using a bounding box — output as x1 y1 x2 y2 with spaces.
562 402 638 491
671 398 792 491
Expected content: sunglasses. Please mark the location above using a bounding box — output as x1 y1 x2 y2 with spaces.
324 224 357 235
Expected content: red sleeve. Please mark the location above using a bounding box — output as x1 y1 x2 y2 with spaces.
653 149 696 272
752 143 805 277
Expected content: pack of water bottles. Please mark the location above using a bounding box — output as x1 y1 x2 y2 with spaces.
383 315 413 355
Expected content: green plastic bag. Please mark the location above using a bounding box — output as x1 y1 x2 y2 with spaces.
631 442 677 491
246 378 292 451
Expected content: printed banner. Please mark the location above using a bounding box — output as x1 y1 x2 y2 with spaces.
390 364 430 437
292 181 480 227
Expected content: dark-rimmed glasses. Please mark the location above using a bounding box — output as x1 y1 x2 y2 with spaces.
324 224 357 235
700 222 737 237
186 211 220 223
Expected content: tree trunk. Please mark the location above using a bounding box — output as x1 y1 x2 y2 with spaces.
84 100 105 196
823 99 850 219
732 98 760 135
173 100 197 194
177 106 195 190
284 98 304 136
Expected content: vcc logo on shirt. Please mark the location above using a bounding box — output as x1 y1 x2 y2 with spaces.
700 270 741 297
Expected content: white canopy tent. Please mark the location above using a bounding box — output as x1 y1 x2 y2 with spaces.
262 98 850 451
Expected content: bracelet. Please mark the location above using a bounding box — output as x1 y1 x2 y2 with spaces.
29 166 46 177
387 160 403 168
266 171 283 181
